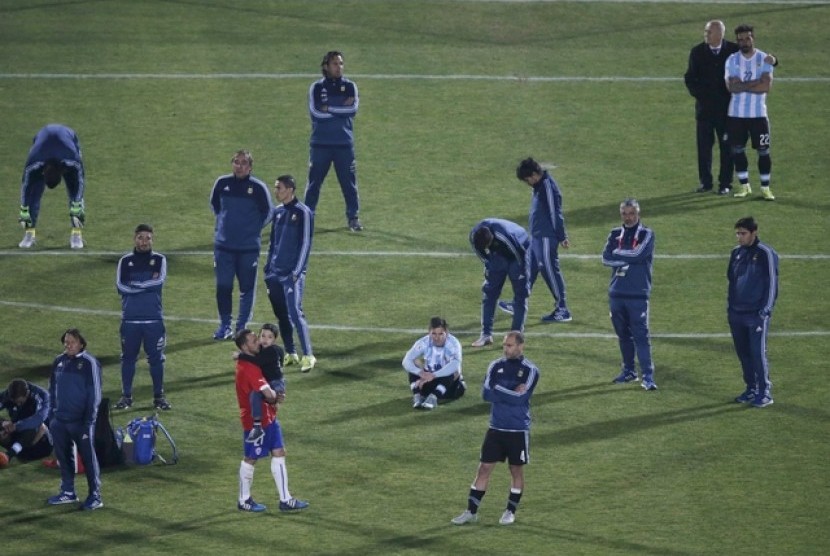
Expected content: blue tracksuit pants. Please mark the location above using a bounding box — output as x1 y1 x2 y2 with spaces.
305 145 359 218
214 249 260 330
530 236 568 310
51 418 101 498
266 274 312 356
728 311 772 397
609 297 655 380
120 320 166 397
481 253 530 336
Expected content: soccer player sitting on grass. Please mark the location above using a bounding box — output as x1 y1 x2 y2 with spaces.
240 324 286 443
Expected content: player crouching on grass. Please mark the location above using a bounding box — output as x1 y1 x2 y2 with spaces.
234 329 308 513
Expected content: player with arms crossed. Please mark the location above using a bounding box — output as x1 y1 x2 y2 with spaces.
452 331 539 526
725 24 776 200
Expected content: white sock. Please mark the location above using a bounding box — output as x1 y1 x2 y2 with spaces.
239 460 255 503
271 456 291 502
11 442 22 454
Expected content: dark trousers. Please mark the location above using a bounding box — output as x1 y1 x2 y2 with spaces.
51 419 101 498
213 248 260 329
609 297 655 380
728 311 772 397
695 115 733 190
120 320 166 397
266 274 312 356
305 145 360 218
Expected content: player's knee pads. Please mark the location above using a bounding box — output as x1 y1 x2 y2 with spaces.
731 145 746 155
758 147 770 157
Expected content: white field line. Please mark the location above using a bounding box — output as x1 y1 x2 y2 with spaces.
0 73 828 83
456 0 830 4
0 300 825 339
1 250 828 260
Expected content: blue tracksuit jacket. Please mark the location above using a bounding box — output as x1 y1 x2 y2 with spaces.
210 173 273 253
20 124 85 204
728 238 779 316
49 350 102 428
265 198 314 280
470 218 531 270
530 171 567 242
0 381 50 432
308 76 359 146
602 222 655 299
483 355 539 432
116 249 166 321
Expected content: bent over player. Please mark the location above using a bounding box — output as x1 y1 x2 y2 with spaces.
18 124 87 249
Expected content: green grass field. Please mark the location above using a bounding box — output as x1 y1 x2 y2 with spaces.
1 1 829 554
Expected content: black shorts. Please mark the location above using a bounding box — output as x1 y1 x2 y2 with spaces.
18 433 53 461
727 117 771 150
480 428 530 466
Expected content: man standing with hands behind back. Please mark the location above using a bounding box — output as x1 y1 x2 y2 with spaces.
115 224 170 411
265 175 316 373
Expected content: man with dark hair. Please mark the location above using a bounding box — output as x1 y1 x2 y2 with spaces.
504 157 572 323
469 219 532 348
264 175 316 372
115 224 170 411
684 21 777 196
602 199 658 391
452 331 539 526
728 217 779 407
402 316 466 410
306 50 363 231
234 329 308 513
725 24 777 200
0 379 52 462
47 328 103 510
210 149 274 340
18 124 87 249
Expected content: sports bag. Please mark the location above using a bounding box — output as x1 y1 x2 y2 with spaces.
95 398 124 466
125 413 179 465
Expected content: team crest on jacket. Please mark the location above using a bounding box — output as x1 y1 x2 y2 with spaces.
291 214 298 222
150 260 156 266
247 187 253 194
752 254 759 261
518 370 524 378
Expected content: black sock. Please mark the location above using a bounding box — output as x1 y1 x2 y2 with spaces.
507 489 522 513
468 488 486 513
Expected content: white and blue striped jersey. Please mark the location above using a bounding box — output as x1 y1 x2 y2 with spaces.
725 49 773 118
402 333 462 379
